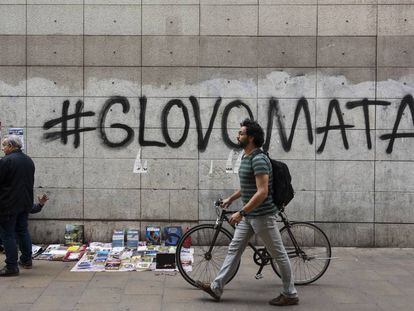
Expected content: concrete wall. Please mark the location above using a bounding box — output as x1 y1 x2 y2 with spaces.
0 1 413 246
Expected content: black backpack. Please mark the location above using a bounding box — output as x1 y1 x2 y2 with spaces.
253 150 295 208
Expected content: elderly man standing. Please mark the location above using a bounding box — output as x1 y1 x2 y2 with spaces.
0 135 35 276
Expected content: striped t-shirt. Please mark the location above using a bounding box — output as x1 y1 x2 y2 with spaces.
238 150 277 217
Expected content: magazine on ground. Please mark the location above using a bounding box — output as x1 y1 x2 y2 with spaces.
63 244 87 262
35 244 68 261
68 243 194 273
105 258 121 271
180 248 194 272
72 253 103 272
163 226 183 246
65 224 84 245
119 259 136 272
155 253 176 271
126 229 139 248
89 242 112 252
112 230 125 248
32 244 44 258
109 247 125 259
145 226 161 245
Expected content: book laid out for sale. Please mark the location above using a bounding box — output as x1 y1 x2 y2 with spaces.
126 229 139 248
112 230 125 248
145 226 161 245
65 224 84 245
32 244 44 258
155 253 176 271
71 243 195 273
164 226 183 246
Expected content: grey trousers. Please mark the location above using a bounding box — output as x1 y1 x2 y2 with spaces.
210 213 298 298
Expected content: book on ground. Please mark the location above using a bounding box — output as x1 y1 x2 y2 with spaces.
145 226 161 245
126 229 139 249
65 224 84 245
155 253 176 270
112 230 125 248
164 226 183 246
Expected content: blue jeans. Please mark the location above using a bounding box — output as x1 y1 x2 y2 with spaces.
211 214 297 298
0 211 32 269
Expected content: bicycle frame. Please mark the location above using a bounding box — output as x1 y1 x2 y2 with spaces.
277 209 307 259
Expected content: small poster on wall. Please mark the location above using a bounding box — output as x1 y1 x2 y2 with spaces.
8 128 24 150
133 148 148 174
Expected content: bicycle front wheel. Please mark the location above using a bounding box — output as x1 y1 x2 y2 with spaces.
175 224 239 288
271 222 331 285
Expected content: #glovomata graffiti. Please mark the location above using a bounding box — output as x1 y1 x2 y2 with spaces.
42 94 414 155
30 71 414 174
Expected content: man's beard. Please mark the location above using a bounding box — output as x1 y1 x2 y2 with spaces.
238 140 248 148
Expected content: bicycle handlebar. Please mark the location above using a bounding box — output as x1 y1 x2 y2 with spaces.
214 199 222 207
214 198 236 217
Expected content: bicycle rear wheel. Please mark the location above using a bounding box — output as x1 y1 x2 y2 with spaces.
271 222 331 285
175 224 239 288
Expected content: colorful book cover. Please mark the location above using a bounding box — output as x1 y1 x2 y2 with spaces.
119 260 136 272
109 246 125 259
180 252 194 273
126 229 139 249
64 224 84 245
163 226 183 246
94 250 109 266
112 230 125 248
63 244 87 262
120 249 133 260
105 258 121 271
71 252 103 272
89 242 112 252
36 244 68 261
145 226 161 245
75 260 93 270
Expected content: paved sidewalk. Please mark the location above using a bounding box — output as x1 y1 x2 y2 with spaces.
0 248 413 311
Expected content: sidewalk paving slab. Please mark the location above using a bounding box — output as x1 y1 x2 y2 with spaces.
0 248 413 310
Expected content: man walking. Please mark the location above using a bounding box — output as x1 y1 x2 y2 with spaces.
195 119 299 306
0 135 35 276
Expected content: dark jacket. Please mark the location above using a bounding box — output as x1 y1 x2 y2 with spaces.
0 150 35 218
31 203 44 214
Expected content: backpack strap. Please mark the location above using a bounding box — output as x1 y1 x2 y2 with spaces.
249 149 272 174
250 148 264 158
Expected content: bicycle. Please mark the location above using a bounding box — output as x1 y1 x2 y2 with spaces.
175 199 332 287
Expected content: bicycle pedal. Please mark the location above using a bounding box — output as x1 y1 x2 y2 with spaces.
255 273 263 280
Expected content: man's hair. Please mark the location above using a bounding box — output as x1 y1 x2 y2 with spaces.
2 135 23 150
240 118 265 147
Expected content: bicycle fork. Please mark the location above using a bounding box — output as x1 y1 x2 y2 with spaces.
203 219 224 260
